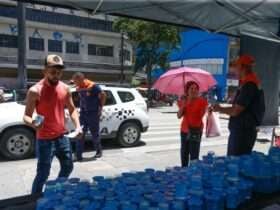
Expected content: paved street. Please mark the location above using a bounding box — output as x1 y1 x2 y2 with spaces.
0 105 272 200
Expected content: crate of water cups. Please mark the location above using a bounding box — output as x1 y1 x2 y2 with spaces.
35 150 273 210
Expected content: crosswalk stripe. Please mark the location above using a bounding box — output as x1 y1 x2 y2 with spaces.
141 136 179 142
148 125 229 130
149 123 180 125
123 139 228 153
146 125 229 134
142 135 228 143
148 127 180 132
142 130 180 136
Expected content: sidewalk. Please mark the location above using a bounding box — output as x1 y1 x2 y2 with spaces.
0 140 271 200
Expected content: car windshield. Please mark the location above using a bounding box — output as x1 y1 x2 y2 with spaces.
1 89 27 104
72 90 116 107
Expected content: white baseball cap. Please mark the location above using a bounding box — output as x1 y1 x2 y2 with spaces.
45 54 64 68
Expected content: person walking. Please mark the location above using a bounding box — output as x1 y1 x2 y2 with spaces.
177 81 208 167
213 54 264 156
72 72 106 161
23 55 82 194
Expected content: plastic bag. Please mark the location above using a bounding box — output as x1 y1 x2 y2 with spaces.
206 112 221 138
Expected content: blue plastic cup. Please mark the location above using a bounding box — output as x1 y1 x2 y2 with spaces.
93 176 105 183
158 202 169 210
226 187 239 209
188 196 203 210
205 193 220 210
36 198 49 210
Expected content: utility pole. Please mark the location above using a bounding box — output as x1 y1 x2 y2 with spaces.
120 32 124 84
147 59 152 108
17 2 27 90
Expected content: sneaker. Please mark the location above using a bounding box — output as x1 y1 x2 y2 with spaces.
94 151 102 159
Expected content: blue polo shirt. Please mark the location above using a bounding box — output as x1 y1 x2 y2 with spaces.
79 84 102 113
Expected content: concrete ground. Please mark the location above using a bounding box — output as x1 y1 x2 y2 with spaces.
0 106 272 200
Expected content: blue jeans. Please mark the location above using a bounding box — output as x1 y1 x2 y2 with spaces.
31 135 73 194
228 128 257 156
180 132 201 167
76 111 102 159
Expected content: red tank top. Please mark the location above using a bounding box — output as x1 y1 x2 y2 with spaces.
34 79 68 140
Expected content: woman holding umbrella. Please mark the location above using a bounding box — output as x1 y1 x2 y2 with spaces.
153 67 216 167
177 81 208 167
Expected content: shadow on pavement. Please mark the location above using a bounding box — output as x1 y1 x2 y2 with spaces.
160 111 177 114
81 139 146 152
0 140 146 162
256 138 271 144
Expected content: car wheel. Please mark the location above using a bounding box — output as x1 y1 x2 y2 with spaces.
0 128 35 160
118 122 141 147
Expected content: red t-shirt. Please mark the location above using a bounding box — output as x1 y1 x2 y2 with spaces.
178 97 208 133
34 79 68 140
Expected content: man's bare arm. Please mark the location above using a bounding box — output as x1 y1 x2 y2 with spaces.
23 88 38 129
99 91 106 108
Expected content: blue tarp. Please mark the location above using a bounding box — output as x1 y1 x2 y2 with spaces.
151 68 165 80
169 29 229 101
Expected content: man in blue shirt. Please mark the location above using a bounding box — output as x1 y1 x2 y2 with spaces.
72 72 106 161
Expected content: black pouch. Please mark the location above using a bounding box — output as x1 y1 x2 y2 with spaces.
187 127 202 142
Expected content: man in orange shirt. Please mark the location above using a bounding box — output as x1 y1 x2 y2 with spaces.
72 73 106 161
177 81 208 167
213 55 263 156
23 55 82 194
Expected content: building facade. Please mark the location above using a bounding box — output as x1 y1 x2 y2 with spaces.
0 1 133 88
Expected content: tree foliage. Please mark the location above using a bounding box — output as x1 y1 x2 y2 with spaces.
114 18 180 72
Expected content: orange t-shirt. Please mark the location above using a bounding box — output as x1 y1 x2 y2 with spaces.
77 79 95 90
178 97 208 133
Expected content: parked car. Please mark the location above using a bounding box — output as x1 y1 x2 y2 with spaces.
0 88 16 103
0 86 149 160
136 87 175 107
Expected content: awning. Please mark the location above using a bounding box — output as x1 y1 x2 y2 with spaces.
18 0 280 39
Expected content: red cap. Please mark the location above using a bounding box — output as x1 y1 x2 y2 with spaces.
234 54 255 66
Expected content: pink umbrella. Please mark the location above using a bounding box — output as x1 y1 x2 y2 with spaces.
153 67 217 96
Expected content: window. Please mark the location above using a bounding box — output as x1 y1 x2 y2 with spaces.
0 5 114 32
29 37 44 51
88 44 113 57
48 40 62 52
118 91 135 103
72 90 116 107
104 90 116 106
123 49 131 61
66 41 79 54
0 34 17 48
88 44 96 55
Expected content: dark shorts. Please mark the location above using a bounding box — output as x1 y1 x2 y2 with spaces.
228 128 257 156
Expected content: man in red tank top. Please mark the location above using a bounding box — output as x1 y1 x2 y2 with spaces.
23 55 82 194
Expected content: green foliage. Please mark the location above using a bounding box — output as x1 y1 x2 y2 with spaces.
114 18 180 72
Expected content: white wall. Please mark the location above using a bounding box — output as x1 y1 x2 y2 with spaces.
0 17 133 66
